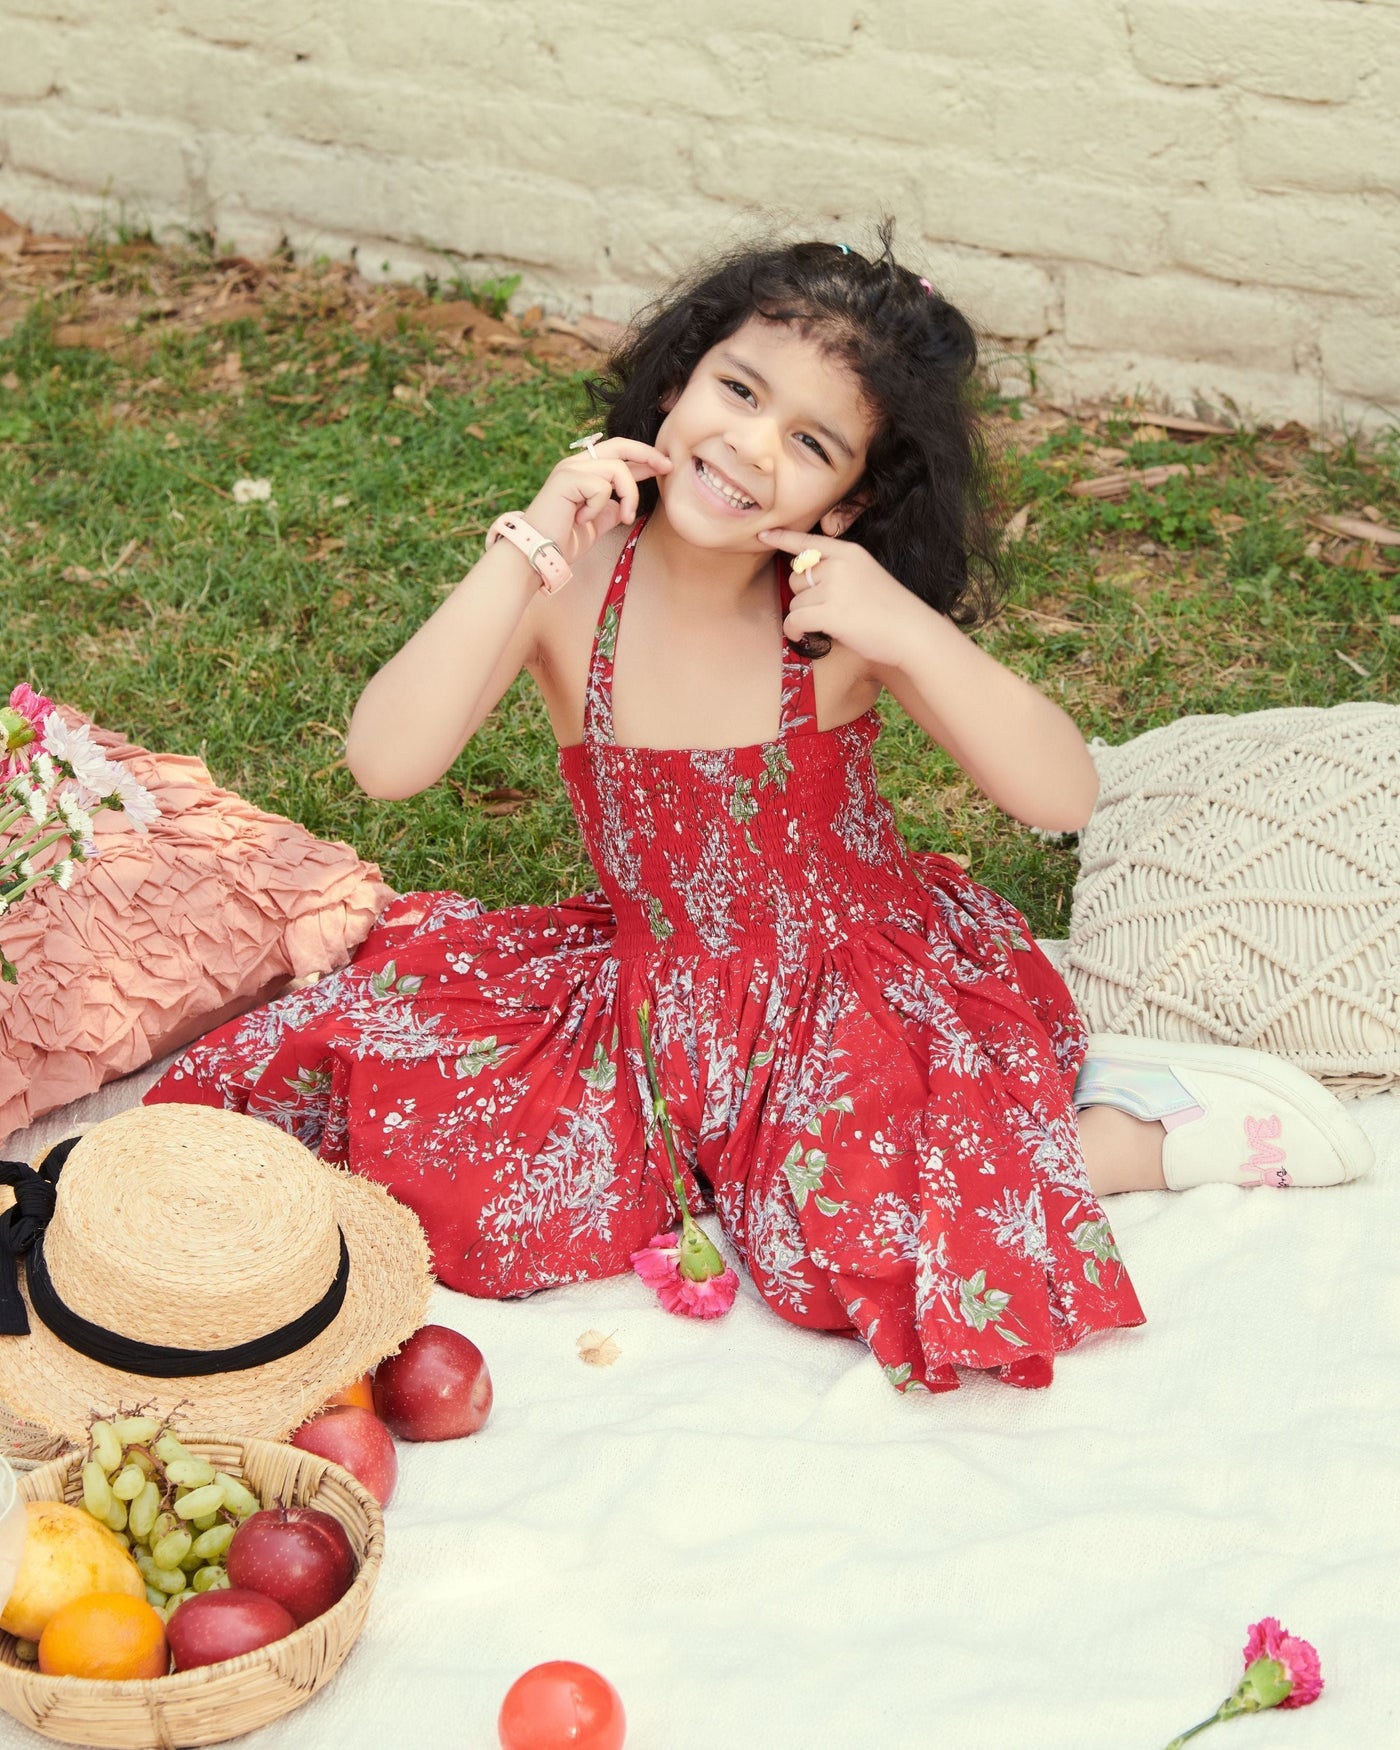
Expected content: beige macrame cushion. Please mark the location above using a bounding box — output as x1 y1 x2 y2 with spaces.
1062 702 1400 1097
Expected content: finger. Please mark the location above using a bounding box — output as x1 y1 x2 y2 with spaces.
758 528 829 556
584 436 672 473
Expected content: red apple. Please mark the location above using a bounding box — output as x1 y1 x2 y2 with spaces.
166 1589 298 1671
373 1324 493 1441
226 1506 355 1627
291 1405 398 1507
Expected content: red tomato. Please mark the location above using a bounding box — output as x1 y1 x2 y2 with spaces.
497 1661 626 1750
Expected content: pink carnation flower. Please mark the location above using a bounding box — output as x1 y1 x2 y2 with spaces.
631 1233 739 1320
0 683 55 781
1163 1614 1323 1748
1241 1617 1323 1710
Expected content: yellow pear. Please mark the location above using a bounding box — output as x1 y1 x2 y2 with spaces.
0 1501 144 1641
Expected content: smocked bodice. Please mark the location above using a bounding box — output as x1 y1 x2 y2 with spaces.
557 521 920 959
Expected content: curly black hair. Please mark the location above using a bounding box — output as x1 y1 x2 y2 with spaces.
586 222 1007 650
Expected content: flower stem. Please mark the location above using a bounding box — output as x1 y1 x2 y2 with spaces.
636 1000 688 1213
1164 1697 1241 1749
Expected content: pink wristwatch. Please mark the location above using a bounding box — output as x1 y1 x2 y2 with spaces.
485 514 572 594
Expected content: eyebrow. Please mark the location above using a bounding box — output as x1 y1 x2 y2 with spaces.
718 351 856 461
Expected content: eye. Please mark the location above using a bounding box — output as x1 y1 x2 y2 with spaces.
720 377 755 404
796 433 831 463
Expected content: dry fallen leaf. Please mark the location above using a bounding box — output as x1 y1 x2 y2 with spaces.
1069 463 1192 501
576 1329 621 1367
1001 504 1031 544
1311 514 1400 547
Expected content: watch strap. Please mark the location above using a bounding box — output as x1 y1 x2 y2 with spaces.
486 514 572 594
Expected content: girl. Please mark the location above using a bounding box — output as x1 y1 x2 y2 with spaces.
148 235 1372 1393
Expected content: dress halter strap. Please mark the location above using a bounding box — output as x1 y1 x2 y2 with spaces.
582 518 819 746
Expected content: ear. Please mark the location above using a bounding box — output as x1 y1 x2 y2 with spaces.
659 387 679 413
819 493 871 539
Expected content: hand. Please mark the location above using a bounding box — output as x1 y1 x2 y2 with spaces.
525 437 671 566
759 528 923 668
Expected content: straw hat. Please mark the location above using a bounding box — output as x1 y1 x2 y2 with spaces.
0 1103 433 1457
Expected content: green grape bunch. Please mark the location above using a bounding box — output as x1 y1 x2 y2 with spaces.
78 1418 263 1623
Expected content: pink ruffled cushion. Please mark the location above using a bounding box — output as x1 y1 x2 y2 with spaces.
0 709 393 1143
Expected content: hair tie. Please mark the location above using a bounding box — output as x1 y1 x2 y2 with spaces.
838 245 851 255
918 277 933 296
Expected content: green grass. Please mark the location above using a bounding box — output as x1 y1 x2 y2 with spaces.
2 242 1396 936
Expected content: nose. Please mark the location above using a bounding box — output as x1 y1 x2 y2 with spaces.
724 416 777 473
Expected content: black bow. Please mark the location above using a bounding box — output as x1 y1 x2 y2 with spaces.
0 1136 81 1336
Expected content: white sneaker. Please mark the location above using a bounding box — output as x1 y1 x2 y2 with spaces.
1080 1035 1375 1191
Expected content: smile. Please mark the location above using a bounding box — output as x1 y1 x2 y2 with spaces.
694 457 758 511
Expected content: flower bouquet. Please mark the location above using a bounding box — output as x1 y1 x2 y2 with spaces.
0 684 157 984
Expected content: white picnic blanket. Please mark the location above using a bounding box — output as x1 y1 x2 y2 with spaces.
1 1031 1396 1750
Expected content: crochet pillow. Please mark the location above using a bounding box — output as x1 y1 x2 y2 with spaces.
0 709 393 1143
1062 702 1400 1097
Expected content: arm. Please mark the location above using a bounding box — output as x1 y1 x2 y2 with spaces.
874 610 1099 833
345 437 671 800
761 529 1099 833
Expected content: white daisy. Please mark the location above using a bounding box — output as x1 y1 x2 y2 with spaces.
42 714 116 795
56 791 96 840
51 859 75 890
30 751 57 794
107 764 158 831
232 477 273 504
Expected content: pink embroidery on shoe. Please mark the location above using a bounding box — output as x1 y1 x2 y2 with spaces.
1241 1114 1290 1188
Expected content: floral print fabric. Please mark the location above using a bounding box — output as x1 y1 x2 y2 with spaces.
148 521 1144 1391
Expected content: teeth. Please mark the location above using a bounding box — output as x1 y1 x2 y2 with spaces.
697 459 755 509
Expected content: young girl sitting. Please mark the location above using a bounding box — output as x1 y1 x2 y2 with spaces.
147 234 1372 1393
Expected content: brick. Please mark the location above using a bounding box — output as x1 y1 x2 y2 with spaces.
3 106 196 206
58 27 273 133
700 0 864 46
1320 309 1400 403
167 0 324 51
422 167 603 271
1168 195 1399 301
337 0 539 81
990 79 1227 186
693 124 932 227
551 33 745 118
1062 266 1311 372
923 249 1057 341
261 67 480 164
1127 0 1367 103
1239 95 1400 196
921 160 1166 276
1029 332 1350 431
759 46 979 148
590 190 760 285
879 0 1128 78
203 136 428 243
0 16 62 98
4 0 158 20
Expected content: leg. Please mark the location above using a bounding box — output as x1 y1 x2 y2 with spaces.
1078 1104 1167 1197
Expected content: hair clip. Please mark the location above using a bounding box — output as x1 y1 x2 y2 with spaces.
918 277 933 297
838 245 851 255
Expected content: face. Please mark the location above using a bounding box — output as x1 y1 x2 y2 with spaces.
653 316 877 550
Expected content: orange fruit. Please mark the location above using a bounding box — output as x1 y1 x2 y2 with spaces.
322 1371 374 1412
38 1592 169 1681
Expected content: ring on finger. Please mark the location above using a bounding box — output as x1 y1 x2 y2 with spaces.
792 547 823 580
569 432 604 459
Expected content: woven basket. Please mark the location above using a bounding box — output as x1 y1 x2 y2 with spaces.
0 1437 384 1748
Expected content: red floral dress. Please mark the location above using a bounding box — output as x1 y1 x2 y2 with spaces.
147 522 1144 1391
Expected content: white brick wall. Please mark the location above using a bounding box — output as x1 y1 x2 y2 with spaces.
0 0 1396 428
